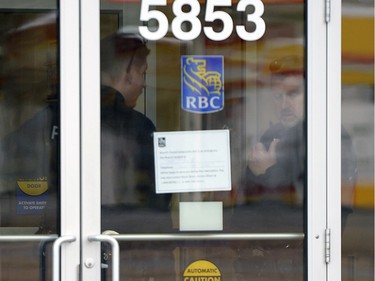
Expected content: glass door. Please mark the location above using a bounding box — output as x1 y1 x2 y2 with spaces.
0 0 80 280
0 1 61 280
80 0 329 280
0 0 342 280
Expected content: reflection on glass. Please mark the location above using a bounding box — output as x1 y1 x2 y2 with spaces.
0 7 59 233
100 1 305 280
0 2 59 281
242 54 305 230
341 1 374 280
0 241 53 281
100 31 172 233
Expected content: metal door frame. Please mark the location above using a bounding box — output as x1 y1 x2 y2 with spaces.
60 0 81 280
0 0 81 280
307 0 341 280
60 0 342 280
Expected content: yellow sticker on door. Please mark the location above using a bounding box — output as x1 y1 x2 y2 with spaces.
17 179 48 196
183 260 221 281
16 177 48 215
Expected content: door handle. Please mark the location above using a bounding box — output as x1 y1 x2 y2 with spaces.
88 234 120 281
52 235 76 281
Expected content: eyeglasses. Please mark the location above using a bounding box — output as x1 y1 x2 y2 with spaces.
126 47 140 73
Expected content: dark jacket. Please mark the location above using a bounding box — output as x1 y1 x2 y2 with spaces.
101 86 171 233
101 86 156 205
243 121 357 230
244 122 305 205
0 104 59 232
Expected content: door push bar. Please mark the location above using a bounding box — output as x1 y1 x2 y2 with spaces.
88 234 120 281
52 235 76 281
110 233 305 241
0 235 57 242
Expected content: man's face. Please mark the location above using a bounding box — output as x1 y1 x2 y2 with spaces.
123 63 148 108
272 74 304 128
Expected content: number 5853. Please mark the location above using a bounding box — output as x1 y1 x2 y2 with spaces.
139 0 266 41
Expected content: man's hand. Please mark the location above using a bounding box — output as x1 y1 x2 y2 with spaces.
248 139 279 176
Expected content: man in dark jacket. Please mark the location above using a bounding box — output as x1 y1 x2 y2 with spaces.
233 55 357 281
0 102 59 232
100 32 174 280
244 55 357 228
100 32 171 231
245 56 306 214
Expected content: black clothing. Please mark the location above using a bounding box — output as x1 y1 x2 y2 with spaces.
245 122 305 205
100 86 174 281
242 121 357 230
232 122 357 280
0 104 59 232
100 86 171 233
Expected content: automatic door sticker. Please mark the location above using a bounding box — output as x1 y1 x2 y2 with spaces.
182 56 224 113
17 177 48 215
183 260 222 281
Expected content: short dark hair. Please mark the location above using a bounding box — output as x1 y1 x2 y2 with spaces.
101 32 150 80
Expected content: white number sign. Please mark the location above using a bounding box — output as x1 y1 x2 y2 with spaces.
236 0 266 41
204 0 233 41
139 0 168 41
172 0 202 40
139 0 265 41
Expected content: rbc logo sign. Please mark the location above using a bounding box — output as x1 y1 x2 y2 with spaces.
181 56 224 113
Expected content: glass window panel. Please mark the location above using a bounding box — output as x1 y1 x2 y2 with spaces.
341 1 374 280
0 241 53 281
100 1 306 280
0 3 59 233
0 1 59 280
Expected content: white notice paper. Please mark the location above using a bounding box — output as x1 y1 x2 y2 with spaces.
153 130 231 194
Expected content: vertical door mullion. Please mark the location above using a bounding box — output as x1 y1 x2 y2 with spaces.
81 0 102 280
60 0 81 280
307 0 328 280
326 0 342 279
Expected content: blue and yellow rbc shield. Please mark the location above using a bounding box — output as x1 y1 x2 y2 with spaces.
181 56 224 113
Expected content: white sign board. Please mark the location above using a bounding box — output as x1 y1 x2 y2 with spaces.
153 130 231 193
